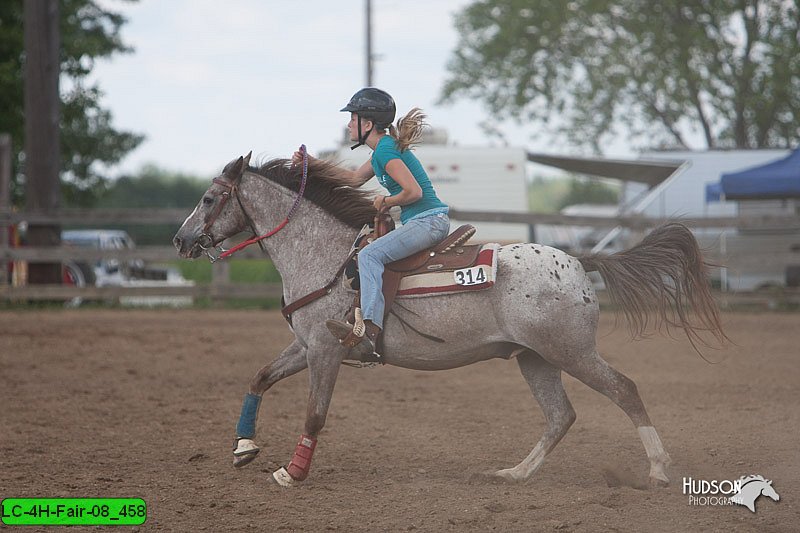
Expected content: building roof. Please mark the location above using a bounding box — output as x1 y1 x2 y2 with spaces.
526 152 683 187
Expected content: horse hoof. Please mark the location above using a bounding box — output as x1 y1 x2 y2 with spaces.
469 470 519 485
271 467 294 487
649 474 670 488
233 438 260 468
648 464 670 488
233 451 259 468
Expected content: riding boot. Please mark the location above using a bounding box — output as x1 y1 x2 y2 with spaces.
361 320 382 356
326 309 384 362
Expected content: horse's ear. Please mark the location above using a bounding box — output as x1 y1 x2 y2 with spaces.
224 152 252 182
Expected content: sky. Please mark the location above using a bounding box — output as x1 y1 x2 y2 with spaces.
89 0 625 179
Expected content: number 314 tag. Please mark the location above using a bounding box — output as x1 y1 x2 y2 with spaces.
453 266 487 286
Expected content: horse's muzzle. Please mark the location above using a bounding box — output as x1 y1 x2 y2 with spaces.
173 234 203 259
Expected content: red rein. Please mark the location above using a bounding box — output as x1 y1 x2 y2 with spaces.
218 219 288 260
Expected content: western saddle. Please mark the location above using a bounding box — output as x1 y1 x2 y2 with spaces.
363 209 479 323
281 208 483 362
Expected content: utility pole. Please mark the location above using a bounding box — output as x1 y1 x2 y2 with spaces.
365 0 373 86
24 0 62 284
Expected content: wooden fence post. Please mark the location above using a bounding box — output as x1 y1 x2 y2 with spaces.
211 260 230 306
0 134 10 285
24 0 62 285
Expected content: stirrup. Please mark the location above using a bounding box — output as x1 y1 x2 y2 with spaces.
326 320 377 354
328 308 369 349
326 315 383 363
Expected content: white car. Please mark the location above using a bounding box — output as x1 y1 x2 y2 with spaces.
62 229 144 286
61 229 192 306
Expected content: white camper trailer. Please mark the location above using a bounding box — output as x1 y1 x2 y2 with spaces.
327 144 531 243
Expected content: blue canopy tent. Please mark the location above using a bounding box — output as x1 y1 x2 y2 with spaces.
705 182 723 203
719 149 800 199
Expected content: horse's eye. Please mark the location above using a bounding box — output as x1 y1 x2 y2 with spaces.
202 196 214 206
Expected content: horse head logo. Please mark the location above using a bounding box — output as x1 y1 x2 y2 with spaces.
730 475 780 513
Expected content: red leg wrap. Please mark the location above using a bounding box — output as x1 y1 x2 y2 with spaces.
286 434 317 481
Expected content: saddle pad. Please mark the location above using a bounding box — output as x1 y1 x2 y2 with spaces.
396 243 499 297
344 241 500 299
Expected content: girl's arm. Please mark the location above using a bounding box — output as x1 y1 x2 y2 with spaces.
347 160 376 187
292 151 374 187
378 159 423 209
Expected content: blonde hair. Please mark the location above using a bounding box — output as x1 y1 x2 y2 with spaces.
389 107 427 152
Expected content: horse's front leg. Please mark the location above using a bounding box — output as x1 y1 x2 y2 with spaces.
233 339 307 467
272 334 345 487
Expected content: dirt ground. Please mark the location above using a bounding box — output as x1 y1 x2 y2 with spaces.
0 309 797 532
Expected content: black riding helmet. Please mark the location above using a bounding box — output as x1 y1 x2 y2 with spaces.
341 87 396 149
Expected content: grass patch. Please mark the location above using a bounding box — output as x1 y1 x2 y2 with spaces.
173 260 282 284
190 296 282 309
171 259 282 309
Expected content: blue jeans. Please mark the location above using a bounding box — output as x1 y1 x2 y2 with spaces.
359 213 450 328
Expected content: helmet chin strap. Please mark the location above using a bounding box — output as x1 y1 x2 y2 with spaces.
350 115 374 150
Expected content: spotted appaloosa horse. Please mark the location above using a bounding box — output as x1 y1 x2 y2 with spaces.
173 153 727 487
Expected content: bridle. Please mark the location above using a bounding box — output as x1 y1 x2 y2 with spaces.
193 145 354 326
197 145 309 262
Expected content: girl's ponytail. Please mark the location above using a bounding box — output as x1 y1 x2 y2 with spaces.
389 107 427 152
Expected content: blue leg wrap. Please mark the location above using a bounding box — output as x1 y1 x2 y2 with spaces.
236 393 262 438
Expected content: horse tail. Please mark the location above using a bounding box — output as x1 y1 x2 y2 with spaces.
577 222 728 350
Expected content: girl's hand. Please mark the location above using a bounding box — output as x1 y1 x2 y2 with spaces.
291 150 314 167
373 194 387 210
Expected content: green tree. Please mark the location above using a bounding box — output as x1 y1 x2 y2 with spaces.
527 175 568 213
528 175 618 212
441 0 800 152
0 0 143 207
100 164 208 209
557 177 619 210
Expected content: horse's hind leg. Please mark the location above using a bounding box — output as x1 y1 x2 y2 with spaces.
556 348 671 486
491 350 576 483
233 339 307 467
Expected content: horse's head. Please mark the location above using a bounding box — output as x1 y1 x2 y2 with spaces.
761 480 780 502
173 152 251 259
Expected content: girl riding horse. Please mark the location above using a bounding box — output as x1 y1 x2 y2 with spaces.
293 88 450 359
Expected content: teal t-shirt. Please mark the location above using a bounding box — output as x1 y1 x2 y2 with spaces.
370 136 448 223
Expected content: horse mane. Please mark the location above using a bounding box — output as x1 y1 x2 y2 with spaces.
247 158 377 228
